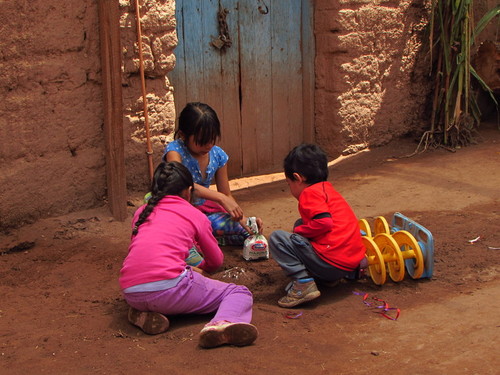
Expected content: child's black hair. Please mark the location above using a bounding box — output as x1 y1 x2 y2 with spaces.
132 161 194 235
283 144 329 184
175 102 221 145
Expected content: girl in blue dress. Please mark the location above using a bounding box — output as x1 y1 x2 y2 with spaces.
164 102 263 246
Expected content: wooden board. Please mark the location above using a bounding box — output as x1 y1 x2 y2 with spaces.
169 0 314 177
98 0 127 221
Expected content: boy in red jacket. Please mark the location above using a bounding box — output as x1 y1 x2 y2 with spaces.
269 144 365 308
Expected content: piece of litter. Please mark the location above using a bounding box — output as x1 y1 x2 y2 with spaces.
487 246 500 250
283 311 303 319
221 266 246 279
468 236 481 244
353 291 400 321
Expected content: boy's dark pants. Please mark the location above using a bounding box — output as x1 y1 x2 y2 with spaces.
269 230 355 282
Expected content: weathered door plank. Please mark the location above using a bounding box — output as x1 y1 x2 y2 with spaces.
271 0 303 164
217 0 243 176
239 0 273 174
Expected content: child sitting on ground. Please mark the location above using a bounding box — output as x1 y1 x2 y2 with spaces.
164 102 262 246
269 144 365 308
119 161 258 348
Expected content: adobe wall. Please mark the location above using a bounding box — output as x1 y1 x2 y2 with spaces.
0 0 176 229
314 0 432 156
314 0 498 157
0 1 104 228
119 0 177 189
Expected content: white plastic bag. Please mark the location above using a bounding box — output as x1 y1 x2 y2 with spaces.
243 217 269 261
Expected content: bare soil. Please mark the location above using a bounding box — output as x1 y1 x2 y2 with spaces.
1 123 499 375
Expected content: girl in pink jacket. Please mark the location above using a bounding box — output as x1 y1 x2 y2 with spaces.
119 161 258 348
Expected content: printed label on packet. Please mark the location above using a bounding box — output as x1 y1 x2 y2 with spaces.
243 217 269 261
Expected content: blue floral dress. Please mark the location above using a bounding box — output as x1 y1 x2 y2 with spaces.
165 139 228 205
164 139 248 246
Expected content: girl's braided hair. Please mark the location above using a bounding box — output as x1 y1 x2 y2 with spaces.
132 161 194 235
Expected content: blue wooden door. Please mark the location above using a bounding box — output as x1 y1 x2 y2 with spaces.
169 0 314 177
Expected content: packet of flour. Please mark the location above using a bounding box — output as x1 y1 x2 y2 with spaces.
243 217 269 261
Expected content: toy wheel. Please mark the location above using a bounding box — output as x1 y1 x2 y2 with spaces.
374 233 405 282
361 236 386 285
392 230 424 279
359 219 372 237
374 216 390 235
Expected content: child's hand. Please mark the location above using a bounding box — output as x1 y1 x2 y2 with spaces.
220 195 244 221
255 217 264 234
240 217 253 234
240 217 264 235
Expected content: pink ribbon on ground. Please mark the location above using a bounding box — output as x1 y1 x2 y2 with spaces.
283 311 303 319
353 291 400 321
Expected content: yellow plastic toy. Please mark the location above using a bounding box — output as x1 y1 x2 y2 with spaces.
391 230 424 279
358 219 372 238
373 233 405 282
373 216 390 235
361 236 386 285
359 215 426 284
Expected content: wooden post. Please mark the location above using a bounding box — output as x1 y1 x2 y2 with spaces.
302 0 315 144
98 0 128 221
134 0 155 181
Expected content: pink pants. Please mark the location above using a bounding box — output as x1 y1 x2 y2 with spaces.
123 267 254 324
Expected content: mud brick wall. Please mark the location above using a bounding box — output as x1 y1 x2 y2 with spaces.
314 0 432 156
0 1 105 228
119 0 177 189
0 0 176 228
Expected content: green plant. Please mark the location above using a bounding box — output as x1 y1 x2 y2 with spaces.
417 1 499 152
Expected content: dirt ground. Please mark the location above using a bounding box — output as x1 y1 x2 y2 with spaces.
1 123 499 375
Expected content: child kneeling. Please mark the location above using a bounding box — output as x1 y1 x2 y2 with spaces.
269 144 365 308
119 161 258 348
